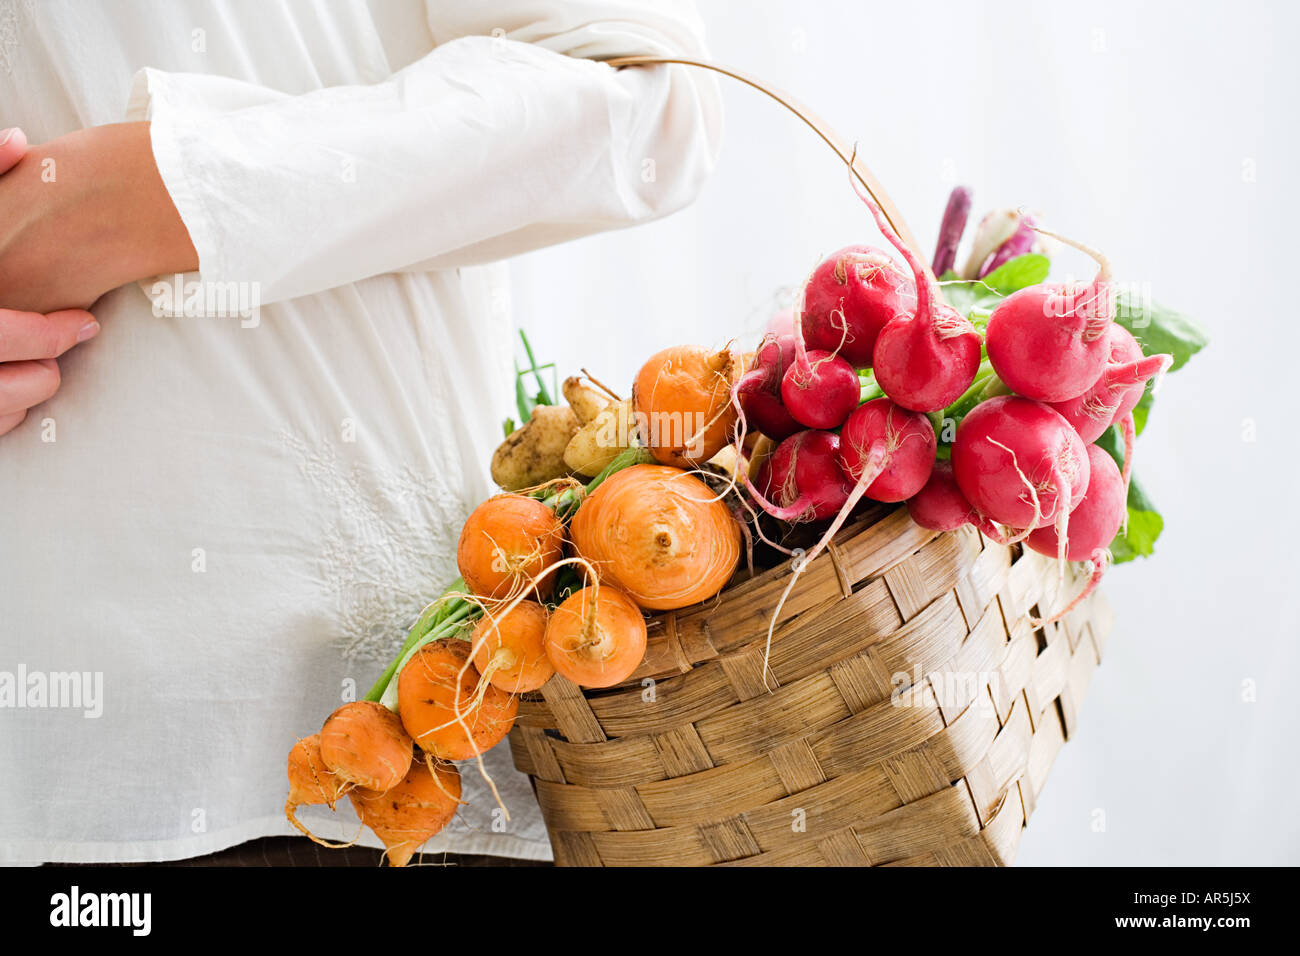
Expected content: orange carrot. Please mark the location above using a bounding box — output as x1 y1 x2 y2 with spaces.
456 495 565 601
544 584 647 688
318 701 412 792
471 600 554 694
286 734 342 809
633 344 738 468
570 464 741 610
352 758 462 867
396 638 518 761
284 733 347 844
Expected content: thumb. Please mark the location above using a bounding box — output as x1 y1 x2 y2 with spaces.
0 308 99 362
0 127 29 175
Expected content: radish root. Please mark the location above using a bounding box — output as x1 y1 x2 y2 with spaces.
1051 467 1072 582
1032 549 1110 628
759 439 888 690
985 437 1040 544
1120 412 1136 538
1026 224 1113 340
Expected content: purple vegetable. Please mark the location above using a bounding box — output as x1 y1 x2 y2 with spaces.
978 214 1036 278
932 186 972 276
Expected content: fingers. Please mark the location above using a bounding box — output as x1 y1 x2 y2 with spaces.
0 306 97 437
0 127 27 175
0 358 61 416
0 308 99 361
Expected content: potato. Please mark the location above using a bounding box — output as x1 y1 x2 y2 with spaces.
490 404 580 491
564 398 639 477
707 444 741 482
562 376 610 425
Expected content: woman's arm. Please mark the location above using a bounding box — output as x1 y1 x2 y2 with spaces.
0 1 719 313
0 122 197 315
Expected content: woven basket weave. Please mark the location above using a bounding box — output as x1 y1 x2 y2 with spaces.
507 57 1112 865
509 505 1111 866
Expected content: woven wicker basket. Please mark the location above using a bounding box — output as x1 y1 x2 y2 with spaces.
509 507 1110 866
507 58 1113 866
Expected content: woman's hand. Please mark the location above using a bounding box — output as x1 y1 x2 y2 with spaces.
0 305 101 435
0 122 198 315
0 126 102 436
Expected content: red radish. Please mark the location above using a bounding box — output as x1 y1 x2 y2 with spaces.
951 397 1089 529
838 399 937 504
798 245 915 368
984 227 1116 402
756 398 935 687
745 429 853 523
1026 444 1123 560
846 171 981 412
1026 444 1124 624
735 334 802 441
1048 325 1173 443
951 396 1090 567
871 301 982 412
780 349 859 429
907 460 1005 541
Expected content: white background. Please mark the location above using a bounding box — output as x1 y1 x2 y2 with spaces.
514 0 1300 865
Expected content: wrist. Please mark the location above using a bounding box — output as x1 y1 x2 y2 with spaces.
0 121 198 313
96 121 200 280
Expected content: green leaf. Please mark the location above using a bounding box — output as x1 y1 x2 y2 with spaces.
938 280 1000 319
514 360 532 423
936 255 1047 320
980 253 1051 295
546 446 656 519
1095 421 1123 466
549 565 585 607
518 330 555 406
1108 484 1164 563
858 369 885 404
1113 292 1209 372
1109 293 1208 438
1132 388 1152 436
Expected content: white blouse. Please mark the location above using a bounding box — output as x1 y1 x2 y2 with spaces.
0 0 720 863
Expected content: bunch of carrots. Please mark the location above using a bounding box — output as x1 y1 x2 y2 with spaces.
287 163 1204 865
286 352 744 864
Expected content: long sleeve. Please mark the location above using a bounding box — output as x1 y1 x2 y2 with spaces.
124 0 722 306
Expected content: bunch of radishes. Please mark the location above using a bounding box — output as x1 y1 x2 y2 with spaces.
738 181 1182 622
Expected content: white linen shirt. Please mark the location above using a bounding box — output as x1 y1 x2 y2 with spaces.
0 0 720 863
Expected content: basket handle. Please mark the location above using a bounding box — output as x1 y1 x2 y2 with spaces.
605 54 928 268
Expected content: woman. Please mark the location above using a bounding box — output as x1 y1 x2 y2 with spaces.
0 0 720 863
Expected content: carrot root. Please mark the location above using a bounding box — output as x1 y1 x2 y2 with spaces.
284 799 364 850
